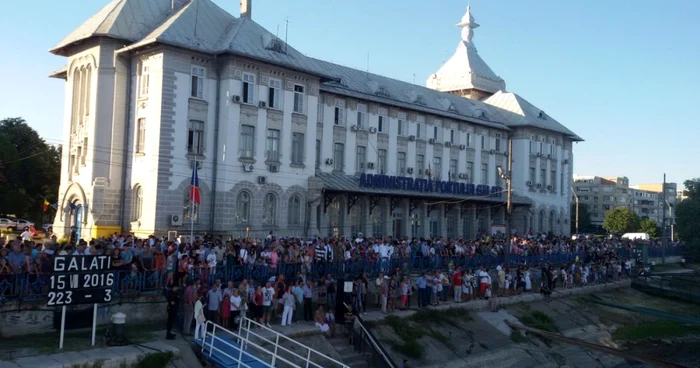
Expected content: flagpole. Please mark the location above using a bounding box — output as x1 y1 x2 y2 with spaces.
190 156 196 245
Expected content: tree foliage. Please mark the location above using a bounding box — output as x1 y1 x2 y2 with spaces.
676 178 700 251
570 202 592 233
638 218 658 238
0 117 61 222
603 207 640 235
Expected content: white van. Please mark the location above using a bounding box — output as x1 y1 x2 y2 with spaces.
621 232 650 241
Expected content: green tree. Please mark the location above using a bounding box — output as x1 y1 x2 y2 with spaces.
570 202 592 233
0 117 61 222
676 178 700 253
638 218 658 237
603 207 640 235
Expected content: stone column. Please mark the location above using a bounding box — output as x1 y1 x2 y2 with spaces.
385 198 393 239
457 204 465 239
469 205 478 239
363 197 373 237
440 204 448 237
308 201 319 237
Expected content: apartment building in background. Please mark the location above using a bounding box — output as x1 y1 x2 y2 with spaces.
573 175 676 231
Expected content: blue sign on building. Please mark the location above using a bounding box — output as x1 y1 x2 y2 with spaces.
359 173 503 198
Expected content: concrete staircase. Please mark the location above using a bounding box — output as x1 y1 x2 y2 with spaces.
325 336 369 368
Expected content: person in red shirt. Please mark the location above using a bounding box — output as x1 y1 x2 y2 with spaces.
453 267 463 303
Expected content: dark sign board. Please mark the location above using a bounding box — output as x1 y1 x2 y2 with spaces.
48 255 114 306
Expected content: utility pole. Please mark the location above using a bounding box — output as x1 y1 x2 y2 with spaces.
571 187 579 234
661 173 667 263
498 138 513 265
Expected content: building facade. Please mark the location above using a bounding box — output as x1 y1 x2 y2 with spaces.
572 176 676 229
49 0 581 240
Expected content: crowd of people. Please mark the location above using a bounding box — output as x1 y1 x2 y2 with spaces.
0 228 681 342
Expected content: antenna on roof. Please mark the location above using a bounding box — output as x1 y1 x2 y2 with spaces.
276 24 279 38
285 18 290 53
366 52 370 77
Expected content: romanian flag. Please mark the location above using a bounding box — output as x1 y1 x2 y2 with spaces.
43 200 50 212
190 164 201 205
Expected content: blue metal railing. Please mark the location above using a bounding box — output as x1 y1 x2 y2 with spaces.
0 247 686 303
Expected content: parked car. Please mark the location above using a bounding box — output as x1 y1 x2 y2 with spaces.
0 218 18 231
15 219 35 230
42 223 53 233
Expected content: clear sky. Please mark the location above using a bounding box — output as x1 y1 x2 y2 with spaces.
0 0 698 186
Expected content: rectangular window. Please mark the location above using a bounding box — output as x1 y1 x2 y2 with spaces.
495 138 501 152
356 104 367 128
266 129 280 162
293 84 305 113
467 161 473 182
242 73 255 104
356 146 366 172
139 65 149 97
268 78 281 109
466 133 471 147
315 139 321 168
529 167 536 184
433 126 438 140
540 142 544 154
540 169 546 185
239 125 255 158
135 118 146 154
450 130 455 144
398 119 405 136
416 123 421 138
416 154 425 175
397 152 406 174
333 142 344 171
550 144 555 156
450 159 458 179
481 163 488 185
378 115 385 133
378 149 387 174
191 66 205 99
481 135 486 150
551 170 556 190
187 120 204 154
291 132 304 165
433 157 442 179
334 101 344 125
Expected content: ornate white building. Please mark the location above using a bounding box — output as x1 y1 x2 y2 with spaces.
49 0 581 240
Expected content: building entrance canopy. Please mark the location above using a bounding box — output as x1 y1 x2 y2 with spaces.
315 172 532 215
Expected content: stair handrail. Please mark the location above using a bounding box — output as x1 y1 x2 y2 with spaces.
201 321 276 368
356 315 399 368
239 317 351 368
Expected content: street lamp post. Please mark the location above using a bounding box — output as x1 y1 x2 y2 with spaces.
570 187 579 235
497 138 513 265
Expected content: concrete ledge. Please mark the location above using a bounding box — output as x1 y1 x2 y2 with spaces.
0 341 181 368
362 280 631 323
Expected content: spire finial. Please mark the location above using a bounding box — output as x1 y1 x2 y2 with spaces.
457 5 480 43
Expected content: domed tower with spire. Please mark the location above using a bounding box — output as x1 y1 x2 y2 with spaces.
427 5 506 101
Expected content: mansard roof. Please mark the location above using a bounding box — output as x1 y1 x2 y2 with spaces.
484 91 583 141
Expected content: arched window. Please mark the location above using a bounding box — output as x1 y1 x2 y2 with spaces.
236 191 251 224
71 69 81 133
132 185 143 221
549 210 555 234
539 210 545 233
288 195 301 226
84 65 92 116
263 193 277 225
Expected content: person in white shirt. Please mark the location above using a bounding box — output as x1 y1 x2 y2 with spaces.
281 286 295 327
229 289 242 329
262 281 275 327
206 249 217 277
20 230 32 242
194 296 207 340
